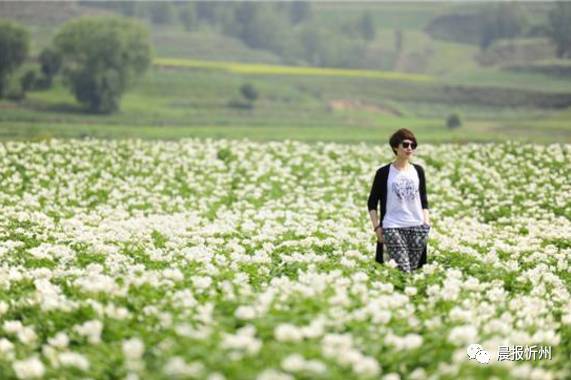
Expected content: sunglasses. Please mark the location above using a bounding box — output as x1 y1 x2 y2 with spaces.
400 141 417 149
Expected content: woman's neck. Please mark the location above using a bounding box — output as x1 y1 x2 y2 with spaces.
393 157 410 169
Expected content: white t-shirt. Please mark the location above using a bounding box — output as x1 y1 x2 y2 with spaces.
382 163 424 228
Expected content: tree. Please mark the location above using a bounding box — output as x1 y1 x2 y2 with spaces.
479 3 527 51
359 13 376 41
20 69 37 92
446 113 462 129
240 83 258 103
148 2 174 25
38 47 62 86
231 3 290 54
116 1 137 17
395 29 404 52
195 2 225 24
289 1 311 25
0 20 30 98
547 2 571 58
54 16 152 113
179 3 197 31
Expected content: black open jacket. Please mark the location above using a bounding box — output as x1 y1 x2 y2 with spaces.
367 162 429 265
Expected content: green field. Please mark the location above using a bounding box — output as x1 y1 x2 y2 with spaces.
1 1 571 144
1 60 570 144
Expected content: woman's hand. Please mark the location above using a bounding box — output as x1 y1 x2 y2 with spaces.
375 228 384 243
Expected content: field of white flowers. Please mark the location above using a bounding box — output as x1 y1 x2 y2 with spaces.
0 138 569 380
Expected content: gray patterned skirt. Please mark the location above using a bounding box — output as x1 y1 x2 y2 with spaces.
382 223 431 272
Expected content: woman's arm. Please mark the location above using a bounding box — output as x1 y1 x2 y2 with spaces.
367 170 382 230
369 210 380 231
368 170 384 241
369 209 383 242
423 208 430 225
418 165 430 225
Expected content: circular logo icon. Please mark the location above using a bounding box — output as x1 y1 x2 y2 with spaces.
466 344 483 359
476 350 491 364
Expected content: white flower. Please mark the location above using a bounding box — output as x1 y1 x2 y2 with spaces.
2 321 38 344
448 325 478 346
235 305 256 320
256 369 294 380
220 329 262 355
125 373 139 380
48 332 70 349
409 368 427 380
74 320 103 344
17 327 38 345
281 354 305 372
0 338 14 355
162 268 184 282
300 317 325 339
404 286 417 296
281 354 327 374
274 324 303 343
58 351 90 371
123 338 145 360
0 301 8 316
386 259 399 269
192 276 212 290
403 334 423 350
207 372 226 380
353 356 380 377
163 356 204 377
305 359 327 374
3 320 23 334
13 357 45 379
371 310 392 324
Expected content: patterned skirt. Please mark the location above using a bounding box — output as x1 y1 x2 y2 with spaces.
382 223 431 272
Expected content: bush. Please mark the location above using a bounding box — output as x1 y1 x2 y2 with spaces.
240 83 258 103
53 16 152 114
20 69 37 92
38 47 62 87
446 113 462 129
0 20 30 98
5 75 25 101
547 3 571 58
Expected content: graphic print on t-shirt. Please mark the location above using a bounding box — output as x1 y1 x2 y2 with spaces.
391 175 419 201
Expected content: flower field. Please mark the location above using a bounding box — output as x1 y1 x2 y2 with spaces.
0 138 569 380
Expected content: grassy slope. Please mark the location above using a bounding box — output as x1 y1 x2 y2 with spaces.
1 66 569 144
150 27 283 64
1 1 571 143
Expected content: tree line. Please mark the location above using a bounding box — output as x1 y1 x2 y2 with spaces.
2 2 571 114
0 17 151 113
426 2 571 56
82 1 379 68
89 1 571 61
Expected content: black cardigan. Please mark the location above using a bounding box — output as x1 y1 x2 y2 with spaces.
367 163 429 265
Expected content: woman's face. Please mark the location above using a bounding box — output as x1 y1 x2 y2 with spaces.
396 139 416 159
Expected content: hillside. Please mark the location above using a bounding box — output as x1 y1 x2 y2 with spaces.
0 1 570 144
0 1 562 75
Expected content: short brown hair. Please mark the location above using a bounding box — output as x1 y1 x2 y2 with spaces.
389 128 417 155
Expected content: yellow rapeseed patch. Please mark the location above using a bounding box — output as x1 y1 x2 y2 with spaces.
154 58 434 83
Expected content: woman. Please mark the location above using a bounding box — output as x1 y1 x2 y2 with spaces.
367 128 431 273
